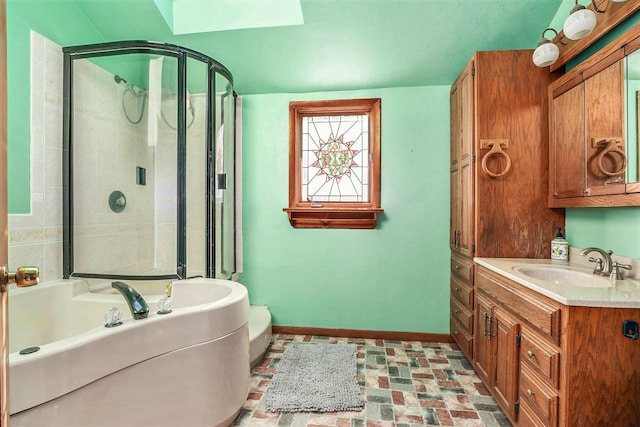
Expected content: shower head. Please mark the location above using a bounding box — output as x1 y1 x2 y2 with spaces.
114 75 127 84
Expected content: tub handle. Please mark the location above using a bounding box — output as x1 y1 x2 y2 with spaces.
0 265 39 292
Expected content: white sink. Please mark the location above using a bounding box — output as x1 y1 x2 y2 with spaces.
512 265 612 288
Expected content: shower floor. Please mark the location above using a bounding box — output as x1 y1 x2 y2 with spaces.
232 333 511 427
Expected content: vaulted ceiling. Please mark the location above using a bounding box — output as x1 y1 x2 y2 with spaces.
9 0 565 94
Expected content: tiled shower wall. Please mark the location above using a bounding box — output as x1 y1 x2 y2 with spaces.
9 32 208 282
8 32 64 283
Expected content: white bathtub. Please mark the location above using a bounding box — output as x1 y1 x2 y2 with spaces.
8 277 251 427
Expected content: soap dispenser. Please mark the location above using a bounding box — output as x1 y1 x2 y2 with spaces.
551 227 569 263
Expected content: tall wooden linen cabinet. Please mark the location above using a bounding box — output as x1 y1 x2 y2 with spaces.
449 50 565 368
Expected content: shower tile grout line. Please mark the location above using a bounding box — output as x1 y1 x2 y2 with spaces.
232 334 511 427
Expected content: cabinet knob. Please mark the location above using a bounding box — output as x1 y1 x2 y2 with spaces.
454 309 459 314
526 389 534 397
454 265 461 270
455 287 460 292
527 350 534 359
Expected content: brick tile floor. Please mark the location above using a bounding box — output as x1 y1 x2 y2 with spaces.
231 334 511 427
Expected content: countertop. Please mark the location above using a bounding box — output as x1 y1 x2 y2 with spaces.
474 257 640 309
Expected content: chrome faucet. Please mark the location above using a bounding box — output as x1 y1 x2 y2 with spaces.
610 261 632 284
580 247 613 275
111 281 149 319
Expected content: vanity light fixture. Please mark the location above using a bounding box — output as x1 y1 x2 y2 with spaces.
563 0 599 40
533 28 561 67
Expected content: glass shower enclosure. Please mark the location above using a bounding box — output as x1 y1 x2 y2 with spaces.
62 41 236 280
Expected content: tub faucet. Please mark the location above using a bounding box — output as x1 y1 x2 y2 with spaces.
111 281 149 319
580 247 613 275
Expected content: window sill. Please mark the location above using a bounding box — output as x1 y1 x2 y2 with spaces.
283 207 384 229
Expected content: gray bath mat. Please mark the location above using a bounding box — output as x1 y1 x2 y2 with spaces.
265 343 364 412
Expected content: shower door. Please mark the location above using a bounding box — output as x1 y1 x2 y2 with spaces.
212 73 236 279
62 41 236 280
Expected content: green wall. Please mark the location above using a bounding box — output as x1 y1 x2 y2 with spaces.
240 86 451 332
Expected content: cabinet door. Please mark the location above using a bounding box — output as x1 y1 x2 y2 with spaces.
585 58 626 196
552 83 585 199
474 293 493 385
450 61 474 256
492 307 520 421
450 164 460 251
458 61 474 257
450 82 460 251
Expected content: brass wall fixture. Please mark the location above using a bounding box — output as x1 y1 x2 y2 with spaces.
480 139 512 178
0 266 39 293
592 138 627 177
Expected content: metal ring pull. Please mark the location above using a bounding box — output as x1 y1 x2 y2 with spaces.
481 140 512 178
595 139 627 177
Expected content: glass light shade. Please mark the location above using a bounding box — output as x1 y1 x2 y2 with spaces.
533 41 560 67
611 0 628 2
563 7 597 40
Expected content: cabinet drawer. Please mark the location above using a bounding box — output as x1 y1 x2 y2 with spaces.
451 298 473 333
450 316 473 360
519 365 559 427
451 255 473 282
476 267 561 344
520 331 560 388
518 398 550 427
451 276 474 309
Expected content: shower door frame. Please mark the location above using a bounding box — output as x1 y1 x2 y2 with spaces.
62 40 234 281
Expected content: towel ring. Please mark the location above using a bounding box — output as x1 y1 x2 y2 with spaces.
595 139 626 177
481 141 512 178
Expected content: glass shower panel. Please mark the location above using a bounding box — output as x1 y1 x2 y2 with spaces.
71 54 179 276
185 57 208 278
214 72 235 278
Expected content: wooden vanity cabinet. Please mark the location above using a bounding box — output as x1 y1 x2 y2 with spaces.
549 25 640 207
474 292 520 420
550 52 626 202
449 49 565 361
475 264 640 426
450 253 474 360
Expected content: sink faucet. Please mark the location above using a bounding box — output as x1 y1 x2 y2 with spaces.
111 281 149 319
580 247 613 275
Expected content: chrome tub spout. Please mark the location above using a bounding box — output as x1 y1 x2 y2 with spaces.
111 281 149 319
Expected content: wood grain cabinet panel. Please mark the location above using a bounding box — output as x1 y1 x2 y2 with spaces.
519 330 560 388
451 253 473 283
450 297 473 332
450 275 473 309
519 365 558 427
449 49 565 369
475 264 640 426
450 315 473 359
492 307 520 421
518 398 549 427
476 268 561 345
549 25 640 207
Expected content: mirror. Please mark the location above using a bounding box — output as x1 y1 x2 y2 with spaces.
626 48 640 183
63 42 237 280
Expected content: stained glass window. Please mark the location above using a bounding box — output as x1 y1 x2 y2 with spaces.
301 115 369 202
285 98 382 229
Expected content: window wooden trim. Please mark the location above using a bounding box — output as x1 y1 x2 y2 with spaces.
283 98 383 229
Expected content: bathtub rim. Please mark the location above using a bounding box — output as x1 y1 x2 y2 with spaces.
8 277 249 415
